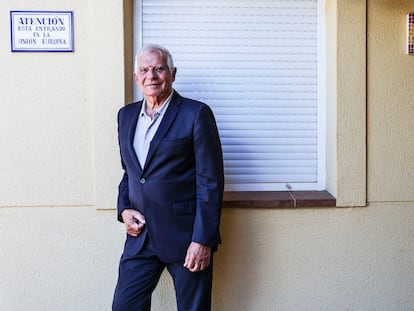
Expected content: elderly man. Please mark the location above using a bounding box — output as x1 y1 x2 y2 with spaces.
112 44 224 311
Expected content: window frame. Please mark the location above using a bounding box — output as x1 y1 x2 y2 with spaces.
121 0 368 208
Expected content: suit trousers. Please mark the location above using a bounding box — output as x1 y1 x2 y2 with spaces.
112 236 213 311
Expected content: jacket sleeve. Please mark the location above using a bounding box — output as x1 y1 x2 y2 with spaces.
116 109 132 223
117 160 131 223
192 104 224 246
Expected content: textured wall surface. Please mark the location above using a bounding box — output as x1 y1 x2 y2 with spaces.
367 0 414 202
335 0 367 206
0 3 95 206
1 205 413 311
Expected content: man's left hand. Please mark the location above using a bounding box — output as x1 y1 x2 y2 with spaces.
183 242 211 272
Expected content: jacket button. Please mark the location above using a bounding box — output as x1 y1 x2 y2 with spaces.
140 178 146 184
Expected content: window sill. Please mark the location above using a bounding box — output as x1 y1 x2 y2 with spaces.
222 191 336 208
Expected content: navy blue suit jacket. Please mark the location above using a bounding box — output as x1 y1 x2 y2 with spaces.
117 91 224 263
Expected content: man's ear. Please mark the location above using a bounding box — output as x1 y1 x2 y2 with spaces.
171 68 177 82
133 72 139 83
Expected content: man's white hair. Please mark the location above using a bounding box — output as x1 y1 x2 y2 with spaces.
134 44 175 73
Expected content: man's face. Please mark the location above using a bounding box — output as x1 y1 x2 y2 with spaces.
134 50 176 101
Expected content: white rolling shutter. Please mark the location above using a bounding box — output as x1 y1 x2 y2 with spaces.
135 0 323 191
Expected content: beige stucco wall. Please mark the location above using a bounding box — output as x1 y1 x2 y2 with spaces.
334 0 367 206
1 0 414 310
1 204 413 311
367 0 414 202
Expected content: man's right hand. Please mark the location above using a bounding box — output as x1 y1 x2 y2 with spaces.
121 209 146 237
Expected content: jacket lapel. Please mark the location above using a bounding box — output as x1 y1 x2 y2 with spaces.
127 101 143 173
143 92 181 171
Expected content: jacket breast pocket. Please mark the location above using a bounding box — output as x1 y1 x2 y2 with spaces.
172 200 196 216
161 137 193 158
162 137 192 147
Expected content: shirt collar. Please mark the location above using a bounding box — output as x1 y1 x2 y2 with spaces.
140 90 174 118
